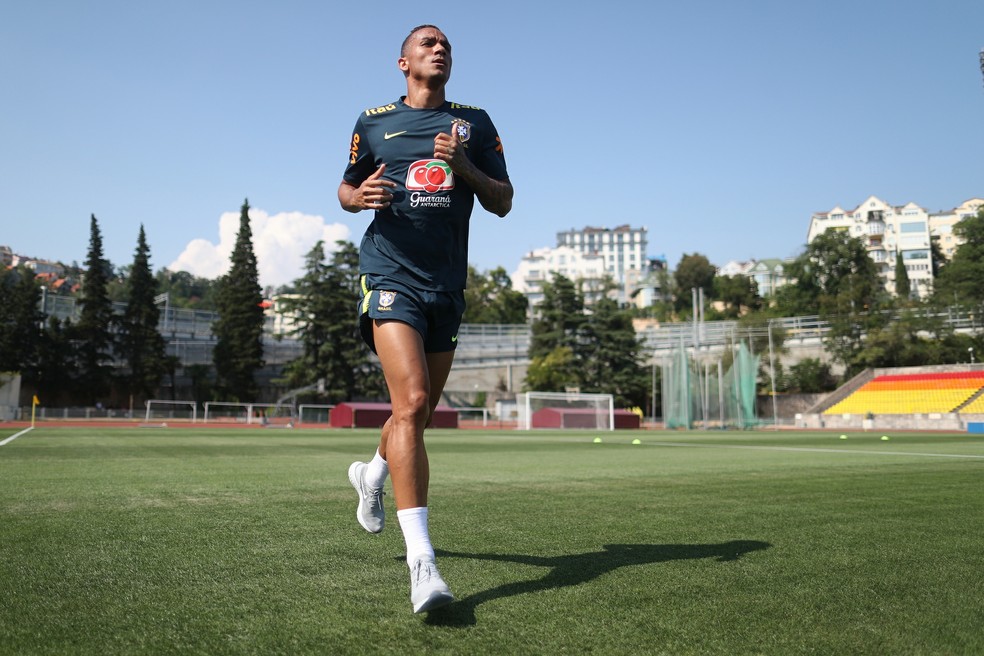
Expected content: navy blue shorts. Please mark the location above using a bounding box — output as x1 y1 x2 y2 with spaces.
358 274 465 354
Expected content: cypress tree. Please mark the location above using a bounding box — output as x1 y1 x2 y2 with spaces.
213 199 265 401
75 214 115 404
894 252 911 299
120 225 167 404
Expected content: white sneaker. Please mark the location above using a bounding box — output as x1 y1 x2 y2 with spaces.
348 461 384 534
410 558 454 613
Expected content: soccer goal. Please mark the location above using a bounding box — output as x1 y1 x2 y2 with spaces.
203 402 289 425
298 404 334 426
517 392 615 431
144 399 197 423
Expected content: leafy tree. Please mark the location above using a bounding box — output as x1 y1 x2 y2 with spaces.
74 214 116 404
526 275 585 391
107 265 130 303
773 256 821 317
776 231 882 316
853 309 942 369
822 295 889 378
155 270 219 310
934 207 984 306
462 266 528 324
894 252 911 300
712 274 762 318
673 253 716 314
278 241 384 402
525 346 576 392
785 358 837 393
577 295 649 407
525 276 648 406
185 364 214 406
212 200 265 401
35 317 78 406
0 267 43 376
119 225 167 403
529 274 584 361
774 231 886 376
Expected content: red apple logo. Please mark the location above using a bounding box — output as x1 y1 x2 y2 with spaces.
406 160 453 193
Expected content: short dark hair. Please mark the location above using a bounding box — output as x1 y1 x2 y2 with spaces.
401 24 441 57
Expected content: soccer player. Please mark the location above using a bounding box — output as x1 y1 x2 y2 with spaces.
338 25 513 613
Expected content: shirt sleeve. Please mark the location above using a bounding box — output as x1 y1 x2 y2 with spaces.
343 116 375 186
475 112 509 182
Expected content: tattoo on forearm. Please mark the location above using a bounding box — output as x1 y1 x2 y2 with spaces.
483 179 513 216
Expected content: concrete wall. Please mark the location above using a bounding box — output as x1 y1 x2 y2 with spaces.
0 373 22 420
795 412 983 432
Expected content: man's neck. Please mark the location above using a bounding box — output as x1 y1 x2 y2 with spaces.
403 82 447 109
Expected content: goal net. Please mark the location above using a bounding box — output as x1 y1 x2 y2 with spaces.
662 341 760 430
203 402 294 426
298 404 333 426
144 399 197 423
517 392 615 431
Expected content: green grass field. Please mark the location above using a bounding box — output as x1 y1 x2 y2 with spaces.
1 426 983 655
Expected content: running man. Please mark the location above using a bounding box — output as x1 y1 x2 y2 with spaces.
339 24 512 613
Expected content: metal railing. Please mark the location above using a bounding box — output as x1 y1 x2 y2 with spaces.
35 292 984 366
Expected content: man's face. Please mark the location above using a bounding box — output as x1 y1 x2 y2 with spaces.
399 27 452 84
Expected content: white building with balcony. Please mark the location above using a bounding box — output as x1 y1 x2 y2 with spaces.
808 196 983 298
808 196 933 298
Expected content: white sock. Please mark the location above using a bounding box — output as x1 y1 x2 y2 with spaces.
365 449 388 489
397 507 435 567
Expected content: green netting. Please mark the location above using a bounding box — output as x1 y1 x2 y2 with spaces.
662 342 760 430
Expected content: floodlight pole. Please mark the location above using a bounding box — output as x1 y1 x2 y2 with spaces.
651 354 657 426
768 319 779 430
154 292 170 333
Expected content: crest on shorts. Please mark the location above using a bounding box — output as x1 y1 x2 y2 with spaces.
378 291 397 308
452 119 471 144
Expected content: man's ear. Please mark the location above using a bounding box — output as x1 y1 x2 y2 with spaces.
398 56 409 73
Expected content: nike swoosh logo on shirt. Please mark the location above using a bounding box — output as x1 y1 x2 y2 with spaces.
384 131 408 140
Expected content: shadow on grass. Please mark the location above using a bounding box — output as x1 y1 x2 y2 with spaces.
423 540 771 627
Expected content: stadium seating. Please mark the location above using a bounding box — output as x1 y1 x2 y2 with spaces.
958 394 984 414
824 371 984 415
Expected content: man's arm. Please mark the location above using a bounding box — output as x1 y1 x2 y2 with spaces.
338 163 396 213
455 162 513 218
433 133 513 217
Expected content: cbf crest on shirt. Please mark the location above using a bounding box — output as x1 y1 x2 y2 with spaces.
344 98 509 292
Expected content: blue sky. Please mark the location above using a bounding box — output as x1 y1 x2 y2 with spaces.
2 1 983 288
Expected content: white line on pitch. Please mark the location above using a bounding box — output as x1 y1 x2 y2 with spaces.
650 441 984 460
0 426 33 447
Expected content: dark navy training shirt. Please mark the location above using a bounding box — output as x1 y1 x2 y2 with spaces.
343 98 509 291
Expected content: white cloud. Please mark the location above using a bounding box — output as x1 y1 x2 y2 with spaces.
169 208 352 288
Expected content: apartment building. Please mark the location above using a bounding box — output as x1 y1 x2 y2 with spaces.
718 258 791 297
930 198 983 260
807 196 983 298
511 225 649 308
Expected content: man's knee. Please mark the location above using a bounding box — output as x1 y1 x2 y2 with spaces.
394 389 431 427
